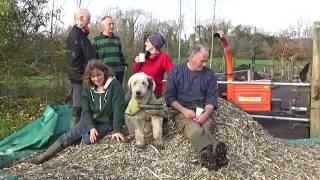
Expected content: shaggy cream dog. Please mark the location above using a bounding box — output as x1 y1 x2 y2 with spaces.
125 72 164 149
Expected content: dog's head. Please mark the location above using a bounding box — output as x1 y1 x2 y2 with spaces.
128 72 156 99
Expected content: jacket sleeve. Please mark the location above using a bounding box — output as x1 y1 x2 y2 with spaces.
164 67 178 105
91 38 99 59
81 88 95 132
81 37 96 63
162 53 174 73
205 72 218 108
133 62 142 73
118 39 127 66
111 81 125 133
67 32 82 65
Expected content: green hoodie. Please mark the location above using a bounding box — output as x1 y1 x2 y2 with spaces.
81 77 125 133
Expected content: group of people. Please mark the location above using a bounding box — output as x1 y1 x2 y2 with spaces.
29 8 228 171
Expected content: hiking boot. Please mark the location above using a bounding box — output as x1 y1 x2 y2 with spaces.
199 145 217 170
214 142 228 168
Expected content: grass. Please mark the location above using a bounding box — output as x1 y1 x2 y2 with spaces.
0 75 53 89
0 75 62 140
0 97 46 140
199 58 310 73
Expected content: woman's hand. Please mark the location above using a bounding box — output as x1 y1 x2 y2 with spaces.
111 133 125 143
134 56 140 63
89 128 99 144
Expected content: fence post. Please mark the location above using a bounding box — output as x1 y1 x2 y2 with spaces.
271 61 274 79
310 22 320 137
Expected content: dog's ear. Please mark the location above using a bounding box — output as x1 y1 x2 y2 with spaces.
147 77 156 92
127 75 134 93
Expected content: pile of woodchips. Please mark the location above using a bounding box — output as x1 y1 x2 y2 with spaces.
4 99 320 179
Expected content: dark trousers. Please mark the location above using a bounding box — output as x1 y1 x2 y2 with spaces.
115 71 124 84
57 119 112 148
71 83 83 108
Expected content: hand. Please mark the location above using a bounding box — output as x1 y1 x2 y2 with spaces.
182 108 196 119
193 113 208 124
111 133 125 143
89 128 99 144
134 56 140 63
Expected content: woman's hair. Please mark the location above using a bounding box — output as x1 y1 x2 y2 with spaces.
83 59 113 87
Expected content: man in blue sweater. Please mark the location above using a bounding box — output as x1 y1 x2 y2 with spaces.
165 44 228 170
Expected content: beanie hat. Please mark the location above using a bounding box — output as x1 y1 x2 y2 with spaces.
148 33 166 50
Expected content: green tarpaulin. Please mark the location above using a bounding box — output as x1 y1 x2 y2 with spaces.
0 104 71 169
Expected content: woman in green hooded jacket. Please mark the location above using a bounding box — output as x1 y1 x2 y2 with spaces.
30 59 125 164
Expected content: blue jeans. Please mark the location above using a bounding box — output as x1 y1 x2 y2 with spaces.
58 119 112 148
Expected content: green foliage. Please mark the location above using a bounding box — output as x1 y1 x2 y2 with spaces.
0 0 12 14
0 75 52 88
0 97 46 140
0 0 64 78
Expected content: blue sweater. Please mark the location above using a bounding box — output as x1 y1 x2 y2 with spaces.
164 63 218 110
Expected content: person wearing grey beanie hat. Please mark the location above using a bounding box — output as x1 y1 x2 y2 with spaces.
130 32 173 98
148 33 166 50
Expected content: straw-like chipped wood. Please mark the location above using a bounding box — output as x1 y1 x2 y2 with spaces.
4 99 320 179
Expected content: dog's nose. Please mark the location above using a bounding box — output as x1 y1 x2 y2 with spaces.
136 91 141 96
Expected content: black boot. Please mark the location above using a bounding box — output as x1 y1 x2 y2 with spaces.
199 145 217 170
29 141 63 165
214 142 228 168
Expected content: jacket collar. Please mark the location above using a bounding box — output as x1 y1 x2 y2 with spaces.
100 32 114 38
90 76 115 92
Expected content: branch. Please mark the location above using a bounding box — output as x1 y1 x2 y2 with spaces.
22 62 48 75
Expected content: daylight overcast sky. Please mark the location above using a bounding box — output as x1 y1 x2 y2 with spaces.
59 0 320 35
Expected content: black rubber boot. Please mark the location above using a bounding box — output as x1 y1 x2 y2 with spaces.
29 141 63 165
214 142 228 168
199 145 217 170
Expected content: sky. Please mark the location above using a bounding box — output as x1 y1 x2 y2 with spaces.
58 0 320 35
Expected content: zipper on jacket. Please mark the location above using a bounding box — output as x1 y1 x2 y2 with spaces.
99 94 102 111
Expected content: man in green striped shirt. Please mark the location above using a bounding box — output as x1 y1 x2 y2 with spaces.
92 16 127 83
